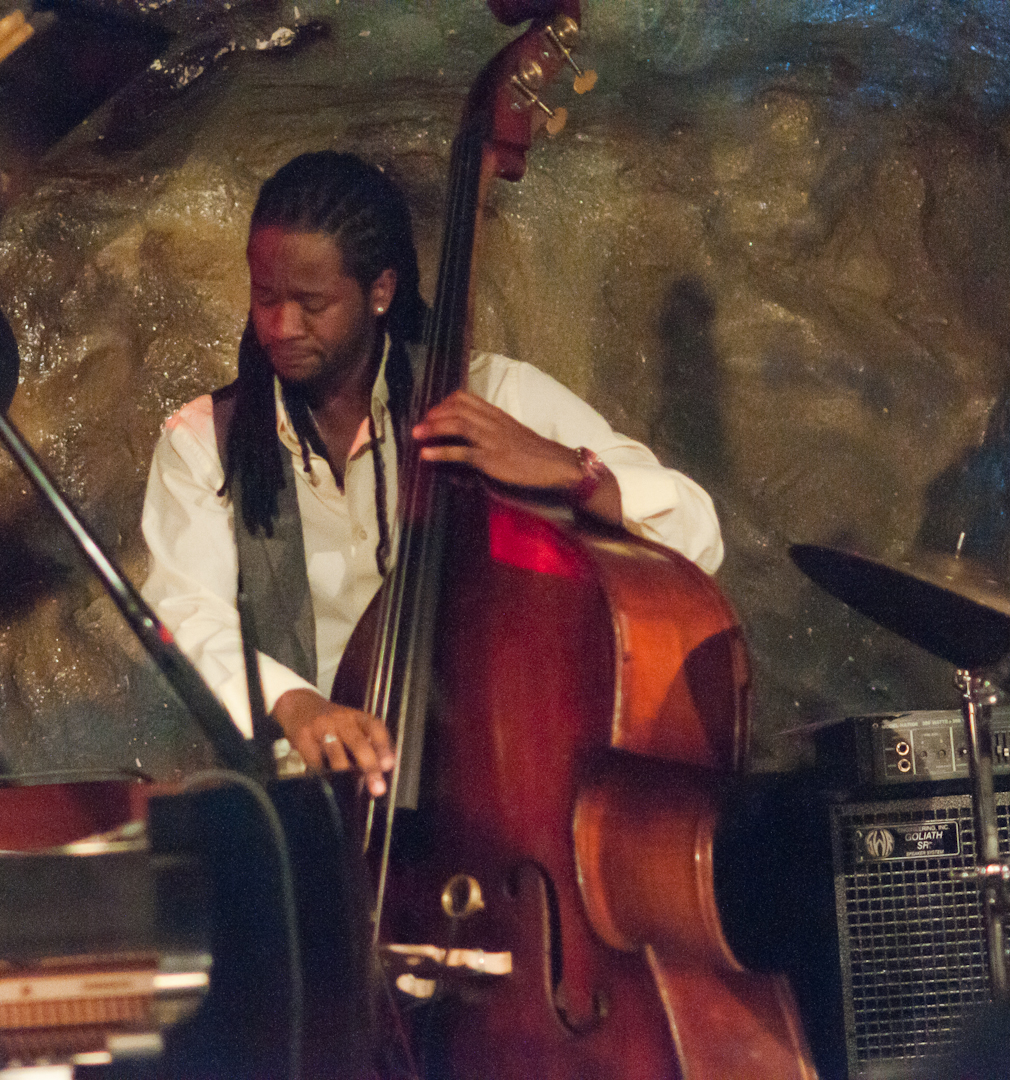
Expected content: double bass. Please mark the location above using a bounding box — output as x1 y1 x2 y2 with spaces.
332 3 819 1078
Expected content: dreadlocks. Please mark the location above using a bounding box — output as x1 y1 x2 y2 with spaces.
219 152 428 574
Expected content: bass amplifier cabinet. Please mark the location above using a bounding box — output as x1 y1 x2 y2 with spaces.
830 791 1010 1079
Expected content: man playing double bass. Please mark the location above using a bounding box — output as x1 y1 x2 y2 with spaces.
141 151 723 792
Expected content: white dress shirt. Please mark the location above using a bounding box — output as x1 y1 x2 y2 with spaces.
141 350 723 737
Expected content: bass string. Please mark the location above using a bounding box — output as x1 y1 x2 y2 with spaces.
366 122 484 729
425 118 487 410
365 122 488 932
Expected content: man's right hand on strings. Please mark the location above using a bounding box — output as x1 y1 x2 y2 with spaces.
271 688 395 796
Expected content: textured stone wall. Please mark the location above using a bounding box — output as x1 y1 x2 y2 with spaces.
1 0 1009 778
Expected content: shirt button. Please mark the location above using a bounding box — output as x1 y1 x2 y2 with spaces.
357 527 368 540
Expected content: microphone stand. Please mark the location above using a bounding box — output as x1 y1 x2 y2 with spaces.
0 409 260 781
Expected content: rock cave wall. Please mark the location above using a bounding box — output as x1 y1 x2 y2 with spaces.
0 0 1009 779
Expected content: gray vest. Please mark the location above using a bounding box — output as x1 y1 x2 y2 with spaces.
211 343 422 718
212 382 318 714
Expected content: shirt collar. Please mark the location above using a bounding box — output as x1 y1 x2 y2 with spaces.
274 333 392 462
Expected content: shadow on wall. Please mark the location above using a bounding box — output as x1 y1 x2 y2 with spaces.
916 378 1010 574
652 276 726 483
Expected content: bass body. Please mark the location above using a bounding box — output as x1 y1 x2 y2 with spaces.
346 480 816 1080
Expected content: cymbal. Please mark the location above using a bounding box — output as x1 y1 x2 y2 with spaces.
790 544 1010 670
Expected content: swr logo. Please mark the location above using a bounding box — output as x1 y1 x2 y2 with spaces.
864 829 895 858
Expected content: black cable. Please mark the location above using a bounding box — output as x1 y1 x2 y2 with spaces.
180 769 303 1080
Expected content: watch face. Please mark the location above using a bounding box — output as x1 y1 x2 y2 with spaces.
573 447 606 503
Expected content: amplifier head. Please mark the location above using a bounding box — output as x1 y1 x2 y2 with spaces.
816 708 1010 788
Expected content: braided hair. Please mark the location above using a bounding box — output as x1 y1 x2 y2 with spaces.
220 152 428 574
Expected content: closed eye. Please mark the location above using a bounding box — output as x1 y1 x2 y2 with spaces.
299 297 330 314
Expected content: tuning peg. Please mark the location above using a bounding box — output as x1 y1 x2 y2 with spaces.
544 15 598 95
0 10 33 67
540 105 568 137
511 60 568 136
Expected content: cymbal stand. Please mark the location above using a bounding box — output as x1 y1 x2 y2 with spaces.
955 669 1010 1000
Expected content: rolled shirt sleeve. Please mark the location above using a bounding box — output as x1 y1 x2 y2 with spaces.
469 353 724 574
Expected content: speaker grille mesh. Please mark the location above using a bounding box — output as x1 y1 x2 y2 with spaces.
831 794 1009 1077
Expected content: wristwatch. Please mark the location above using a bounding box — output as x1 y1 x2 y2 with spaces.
570 446 608 505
